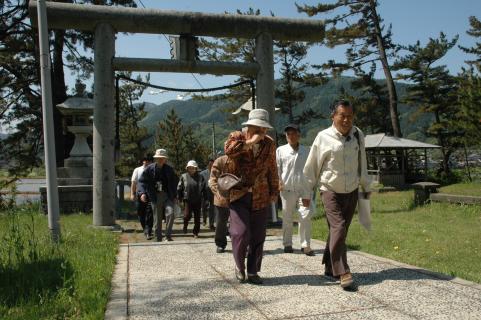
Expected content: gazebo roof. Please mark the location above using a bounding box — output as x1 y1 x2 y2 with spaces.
365 133 440 149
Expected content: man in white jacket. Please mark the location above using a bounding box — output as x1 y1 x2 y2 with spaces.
303 100 371 289
277 124 315 256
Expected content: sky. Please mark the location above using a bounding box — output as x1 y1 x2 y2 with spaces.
99 0 481 106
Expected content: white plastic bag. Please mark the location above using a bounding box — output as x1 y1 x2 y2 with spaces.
298 205 311 219
357 193 371 231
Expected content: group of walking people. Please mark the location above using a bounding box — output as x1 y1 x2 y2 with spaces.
130 99 371 289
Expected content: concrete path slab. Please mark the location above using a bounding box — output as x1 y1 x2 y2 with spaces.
105 236 481 320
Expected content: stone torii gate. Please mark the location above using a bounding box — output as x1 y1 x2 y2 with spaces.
29 1 324 226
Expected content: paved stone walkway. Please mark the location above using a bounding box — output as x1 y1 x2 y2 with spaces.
106 233 481 319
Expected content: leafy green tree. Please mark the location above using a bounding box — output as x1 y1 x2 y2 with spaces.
274 40 326 125
393 33 460 177
455 16 481 179
297 0 402 137
459 16 481 72
155 109 210 174
115 73 151 177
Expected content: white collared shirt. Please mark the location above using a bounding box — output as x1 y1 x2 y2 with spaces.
276 143 312 199
303 125 371 194
131 165 145 183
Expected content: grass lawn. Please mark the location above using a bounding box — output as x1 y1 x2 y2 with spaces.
439 182 481 197
311 188 481 284
0 205 119 320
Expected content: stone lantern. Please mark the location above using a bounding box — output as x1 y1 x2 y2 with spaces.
56 97 93 181
40 97 94 213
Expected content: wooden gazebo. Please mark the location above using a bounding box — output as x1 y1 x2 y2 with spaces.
365 134 440 188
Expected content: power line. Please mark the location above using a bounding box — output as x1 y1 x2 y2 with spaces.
191 73 205 89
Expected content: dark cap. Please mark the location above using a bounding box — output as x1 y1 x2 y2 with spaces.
284 123 300 132
142 154 153 162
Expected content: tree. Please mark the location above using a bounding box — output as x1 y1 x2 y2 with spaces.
115 73 151 177
155 109 210 174
297 0 402 137
459 16 481 72
0 0 137 181
274 40 326 126
393 33 460 177
456 16 481 179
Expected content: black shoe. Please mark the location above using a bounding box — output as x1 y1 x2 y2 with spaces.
235 268 246 283
247 274 263 285
166 236 173 242
183 226 188 234
156 237 163 242
216 246 225 253
209 225 216 231
284 246 294 253
146 234 153 240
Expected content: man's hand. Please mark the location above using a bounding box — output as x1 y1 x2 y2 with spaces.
246 133 265 146
301 198 311 207
140 193 148 203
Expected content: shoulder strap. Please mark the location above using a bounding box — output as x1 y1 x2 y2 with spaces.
354 128 361 178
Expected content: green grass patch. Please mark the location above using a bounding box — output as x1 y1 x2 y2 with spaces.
311 188 481 284
0 204 119 319
439 182 481 197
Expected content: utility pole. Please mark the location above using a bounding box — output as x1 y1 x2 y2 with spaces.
37 0 61 241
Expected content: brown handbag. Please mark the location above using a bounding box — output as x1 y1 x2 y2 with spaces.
217 173 241 196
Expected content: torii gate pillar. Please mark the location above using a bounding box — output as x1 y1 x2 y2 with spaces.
255 33 275 127
93 23 116 226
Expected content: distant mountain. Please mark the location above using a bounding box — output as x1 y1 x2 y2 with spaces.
138 76 431 150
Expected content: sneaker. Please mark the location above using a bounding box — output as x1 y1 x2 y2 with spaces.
235 267 246 283
216 246 225 253
301 247 315 256
146 234 153 240
340 272 353 288
247 274 263 285
284 246 294 253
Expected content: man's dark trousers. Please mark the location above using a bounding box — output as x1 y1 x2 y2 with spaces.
136 194 153 235
321 189 358 277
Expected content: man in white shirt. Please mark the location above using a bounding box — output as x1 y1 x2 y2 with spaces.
303 100 371 289
277 124 315 256
131 155 153 239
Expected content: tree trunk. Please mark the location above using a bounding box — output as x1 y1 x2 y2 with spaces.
369 0 402 137
52 30 68 167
